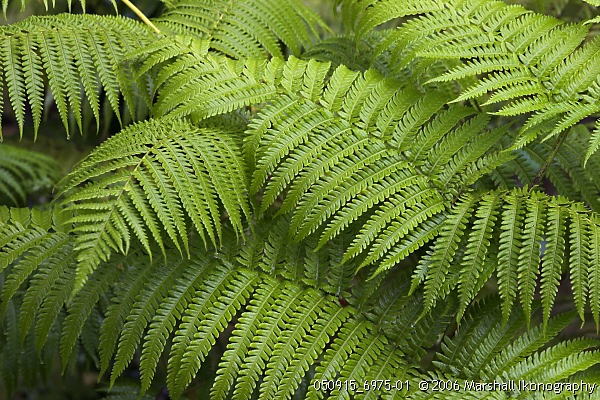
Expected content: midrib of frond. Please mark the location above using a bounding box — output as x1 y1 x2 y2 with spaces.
71 134 170 288
204 0 235 42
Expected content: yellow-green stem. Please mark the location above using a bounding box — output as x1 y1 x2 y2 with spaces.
121 0 161 34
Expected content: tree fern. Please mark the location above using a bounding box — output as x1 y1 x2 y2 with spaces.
421 188 600 325
153 0 327 58
3 0 600 398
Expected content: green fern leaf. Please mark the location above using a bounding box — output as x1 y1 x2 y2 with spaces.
276 304 351 399
457 192 501 320
569 204 591 322
1 231 69 316
503 338 600 383
540 198 567 327
307 320 370 400
212 279 283 400
338 0 600 157
422 194 477 312
259 290 328 399
99 262 163 377
32 255 76 356
139 255 213 394
60 261 122 371
517 191 546 325
590 215 600 328
154 0 326 58
110 257 192 386
58 118 249 292
0 15 155 138
167 267 256 398
483 311 577 379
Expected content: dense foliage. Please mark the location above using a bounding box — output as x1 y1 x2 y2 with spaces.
1 0 600 398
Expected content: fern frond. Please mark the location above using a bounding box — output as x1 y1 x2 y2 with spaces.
0 208 72 342
422 194 477 312
1 0 115 15
433 296 600 395
109 256 197 386
31 249 76 353
518 191 546 327
98 262 161 377
138 254 213 393
0 14 154 138
338 0 600 157
540 198 567 327
0 145 59 206
569 203 591 322
58 117 250 292
503 338 600 383
168 268 258 399
211 279 283 400
456 192 500 320
418 188 600 326
60 257 123 370
153 0 327 58
7 235 69 341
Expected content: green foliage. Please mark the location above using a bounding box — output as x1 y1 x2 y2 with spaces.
1 0 600 399
0 14 154 138
0 144 59 205
336 0 600 161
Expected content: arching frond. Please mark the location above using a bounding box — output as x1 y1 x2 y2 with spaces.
419 188 600 326
336 0 600 159
6 230 595 399
125 46 511 278
1 0 115 15
153 0 327 58
75 240 412 400
57 117 250 292
2 1 600 398
0 14 154 139
432 296 600 397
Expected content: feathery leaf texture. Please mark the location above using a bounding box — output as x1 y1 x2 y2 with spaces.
337 0 600 159
1 0 115 15
153 0 327 58
419 188 600 327
2 0 600 398
129 44 508 276
5 211 596 399
0 144 59 205
57 117 250 292
0 14 154 139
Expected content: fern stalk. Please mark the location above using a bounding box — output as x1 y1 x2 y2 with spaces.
121 0 161 34
528 129 569 192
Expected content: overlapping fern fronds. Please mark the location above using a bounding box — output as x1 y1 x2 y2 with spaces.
0 14 155 139
3 206 596 399
1 0 114 15
417 188 600 326
153 0 327 58
2 0 600 398
57 117 251 291
337 0 600 161
492 127 600 211
123 38 600 327
0 144 59 205
0 0 329 140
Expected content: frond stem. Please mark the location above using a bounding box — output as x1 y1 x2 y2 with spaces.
528 130 569 192
121 0 161 34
